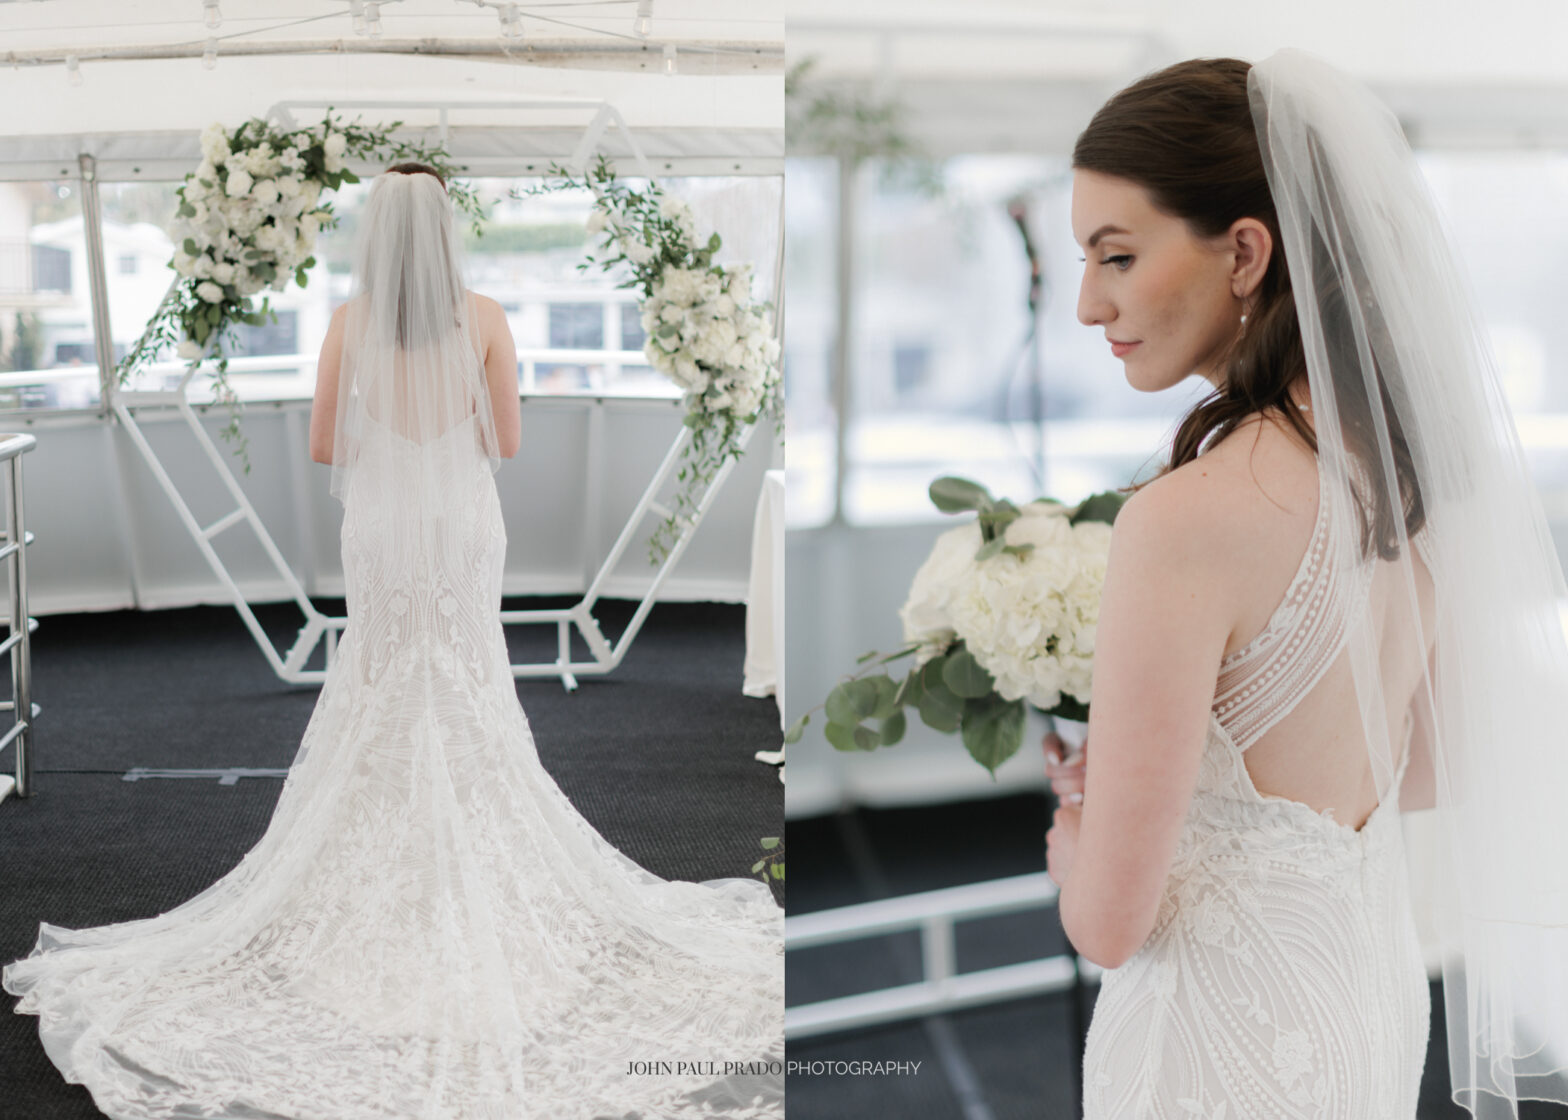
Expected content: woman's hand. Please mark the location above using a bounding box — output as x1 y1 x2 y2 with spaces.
1043 730 1087 806
1046 804 1082 887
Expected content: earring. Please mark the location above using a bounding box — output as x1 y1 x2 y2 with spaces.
1238 309 1249 340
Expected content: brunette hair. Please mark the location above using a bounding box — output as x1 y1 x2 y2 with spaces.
385 161 447 190
1072 57 1422 560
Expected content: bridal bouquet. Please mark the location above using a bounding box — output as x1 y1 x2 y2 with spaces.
520 155 783 564
788 478 1126 774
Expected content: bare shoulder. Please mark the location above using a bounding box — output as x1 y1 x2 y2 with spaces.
466 291 503 320
1116 414 1315 579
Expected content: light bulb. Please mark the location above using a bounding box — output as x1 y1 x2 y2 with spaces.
634 0 652 37
662 43 677 76
203 0 221 31
365 1 382 37
65 54 82 86
350 0 365 33
203 38 217 69
500 3 522 40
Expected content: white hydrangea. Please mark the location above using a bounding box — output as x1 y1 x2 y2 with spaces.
941 507 1113 711
900 520 984 664
249 178 280 206
323 131 346 173
225 168 254 198
199 122 230 164
196 280 225 303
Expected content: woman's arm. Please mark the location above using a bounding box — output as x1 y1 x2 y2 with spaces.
1057 471 1236 969
309 304 346 465
479 297 521 459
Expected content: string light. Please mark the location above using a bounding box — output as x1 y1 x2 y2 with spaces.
202 37 217 69
364 1 382 38
350 0 366 35
65 53 82 86
202 0 221 31
662 43 677 76
634 0 652 38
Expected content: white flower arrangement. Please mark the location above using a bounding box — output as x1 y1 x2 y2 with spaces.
521 155 783 564
118 110 483 471
790 478 1127 774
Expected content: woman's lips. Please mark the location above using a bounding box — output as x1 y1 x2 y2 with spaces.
1110 340 1141 358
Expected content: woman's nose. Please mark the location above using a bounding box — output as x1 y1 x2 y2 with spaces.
1076 274 1110 327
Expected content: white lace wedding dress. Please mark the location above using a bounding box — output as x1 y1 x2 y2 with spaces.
3 410 784 1120
1081 463 1432 1118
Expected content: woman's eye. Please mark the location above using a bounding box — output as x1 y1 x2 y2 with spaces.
1075 254 1133 271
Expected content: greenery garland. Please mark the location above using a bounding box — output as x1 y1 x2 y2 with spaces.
517 156 784 565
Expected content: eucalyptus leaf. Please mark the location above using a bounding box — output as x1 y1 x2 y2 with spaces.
929 475 992 513
869 674 901 719
974 537 1006 562
941 648 994 699
824 720 861 753
916 662 962 732
783 713 808 744
879 709 907 746
760 837 780 850
1070 489 1129 526
961 695 1026 774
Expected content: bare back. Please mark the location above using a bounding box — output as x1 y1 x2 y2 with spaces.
1180 410 1436 830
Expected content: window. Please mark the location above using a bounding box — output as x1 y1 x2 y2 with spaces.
548 303 603 350
0 178 99 409
620 301 646 351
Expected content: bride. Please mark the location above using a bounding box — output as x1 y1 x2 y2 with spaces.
3 163 783 1119
1042 51 1568 1118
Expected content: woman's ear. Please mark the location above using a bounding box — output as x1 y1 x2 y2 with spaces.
1229 217 1274 301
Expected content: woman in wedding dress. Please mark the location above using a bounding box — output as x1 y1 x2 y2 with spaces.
1041 53 1568 1118
2 163 783 1119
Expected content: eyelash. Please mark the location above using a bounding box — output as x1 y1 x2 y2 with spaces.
1078 254 1133 271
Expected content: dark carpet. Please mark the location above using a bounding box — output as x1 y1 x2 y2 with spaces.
785 797 1568 1120
0 595 782 1120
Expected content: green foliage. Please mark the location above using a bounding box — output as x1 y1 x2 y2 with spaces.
512 154 784 567
3 311 41 373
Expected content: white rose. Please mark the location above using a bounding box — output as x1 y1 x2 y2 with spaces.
192 254 215 279
196 280 225 303
323 131 346 173
177 338 203 361
200 122 230 162
211 262 236 285
249 178 280 206
225 168 254 198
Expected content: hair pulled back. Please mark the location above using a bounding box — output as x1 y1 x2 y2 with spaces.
1073 57 1422 560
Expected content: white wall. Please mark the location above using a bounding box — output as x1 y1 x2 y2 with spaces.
7 397 780 617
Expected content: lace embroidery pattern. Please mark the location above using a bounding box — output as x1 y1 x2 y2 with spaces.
1082 718 1430 1119
3 421 784 1120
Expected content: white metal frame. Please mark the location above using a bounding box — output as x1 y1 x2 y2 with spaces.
0 432 38 803
783 872 1103 1038
108 98 779 689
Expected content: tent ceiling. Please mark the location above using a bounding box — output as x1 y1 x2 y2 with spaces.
787 0 1568 156
0 0 782 172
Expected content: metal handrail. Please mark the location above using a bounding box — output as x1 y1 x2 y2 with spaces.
0 432 36 802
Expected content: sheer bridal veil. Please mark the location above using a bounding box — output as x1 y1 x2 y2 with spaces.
330 168 501 508
1249 48 1568 1117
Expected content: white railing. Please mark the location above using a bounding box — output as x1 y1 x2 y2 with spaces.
0 432 38 803
784 871 1103 1039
